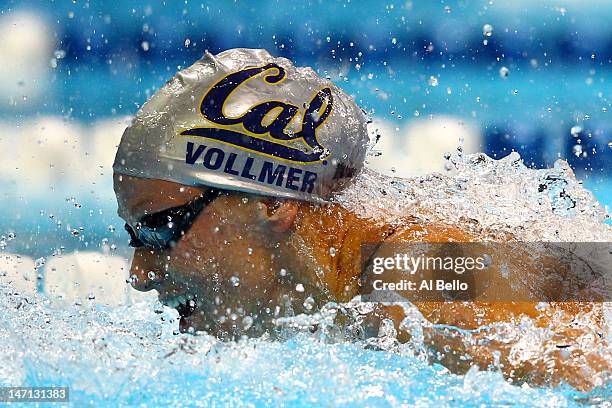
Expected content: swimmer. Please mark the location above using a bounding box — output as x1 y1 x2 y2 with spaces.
113 49 609 390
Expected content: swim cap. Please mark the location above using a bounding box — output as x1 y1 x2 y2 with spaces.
113 48 369 202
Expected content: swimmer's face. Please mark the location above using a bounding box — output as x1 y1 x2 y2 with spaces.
114 174 301 338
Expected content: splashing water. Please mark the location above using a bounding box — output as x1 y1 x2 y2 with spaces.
336 150 611 242
1 286 609 406
1 151 611 406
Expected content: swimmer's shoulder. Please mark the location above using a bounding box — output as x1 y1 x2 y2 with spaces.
385 217 474 243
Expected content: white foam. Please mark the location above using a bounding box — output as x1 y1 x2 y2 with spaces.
337 151 612 242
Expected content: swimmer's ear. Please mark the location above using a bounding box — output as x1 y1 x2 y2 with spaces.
256 200 298 233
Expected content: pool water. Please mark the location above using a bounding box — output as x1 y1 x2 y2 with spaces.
1 286 609 407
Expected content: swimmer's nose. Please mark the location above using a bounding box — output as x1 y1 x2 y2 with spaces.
128 248 164 292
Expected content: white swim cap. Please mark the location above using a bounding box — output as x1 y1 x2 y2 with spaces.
113 48 369 202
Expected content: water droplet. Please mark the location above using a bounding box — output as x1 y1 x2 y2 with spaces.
147 271 156 280
572 144 583 157
608 142 612 149
184 38 191 47
242 316 254 330
303 296 315 311
230 276 240 287
107 225 116 232
247 247 253 255
444 5 452 13
570 125 582 137
391 37 397 45
482 24 493 37
34 257 46 270
295 283 304 292
499 66 509 78
482 254 493 267
329 247 336 257
87 293 95 300
53 50 66 59
428 76 439 87
141 41 150 51
279 268 287 277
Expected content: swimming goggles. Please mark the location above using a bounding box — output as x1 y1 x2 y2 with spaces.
124 188 222 250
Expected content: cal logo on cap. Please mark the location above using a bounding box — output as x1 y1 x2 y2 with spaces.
181 63 333 164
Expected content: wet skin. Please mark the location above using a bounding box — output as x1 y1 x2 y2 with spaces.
114 174 609 390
